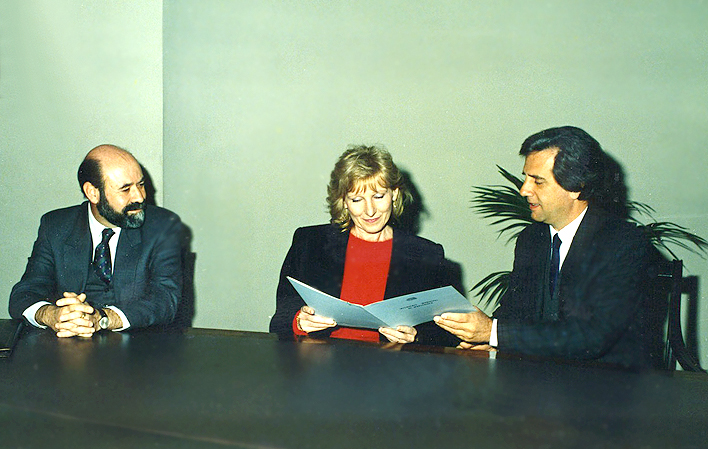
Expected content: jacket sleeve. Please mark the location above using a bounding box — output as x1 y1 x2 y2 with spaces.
9 213 59 320
270 228 308 338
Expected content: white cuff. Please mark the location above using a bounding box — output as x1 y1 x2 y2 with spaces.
23 301 51 328
489 318 498 347
106 306 131 331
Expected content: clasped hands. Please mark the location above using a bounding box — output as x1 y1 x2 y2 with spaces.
37 292 100 338
297 306 417 344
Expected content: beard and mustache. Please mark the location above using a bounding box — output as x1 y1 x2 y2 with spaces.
97 193 146 229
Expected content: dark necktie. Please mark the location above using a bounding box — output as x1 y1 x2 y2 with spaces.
93 228 115 284
549 233 562 297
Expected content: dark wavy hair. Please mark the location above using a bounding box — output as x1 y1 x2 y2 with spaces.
520 126 628 218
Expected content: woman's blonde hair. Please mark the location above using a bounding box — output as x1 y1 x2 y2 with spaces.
327 145 411 230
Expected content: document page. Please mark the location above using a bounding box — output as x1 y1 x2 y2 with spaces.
287 277 474 329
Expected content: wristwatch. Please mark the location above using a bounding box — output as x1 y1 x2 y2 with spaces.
96 308 110 330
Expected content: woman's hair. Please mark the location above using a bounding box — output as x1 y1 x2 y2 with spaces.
327 145 412 229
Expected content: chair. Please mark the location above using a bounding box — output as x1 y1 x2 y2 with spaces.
649 258 705 372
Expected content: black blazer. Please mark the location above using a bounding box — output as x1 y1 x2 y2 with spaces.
9 202 183 328
270 223 461 346
494 207 652 369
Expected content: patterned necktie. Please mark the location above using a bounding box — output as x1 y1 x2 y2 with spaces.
93 228 115 284
549 233 562 297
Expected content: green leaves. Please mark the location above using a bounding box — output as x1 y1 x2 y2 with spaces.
470 166 532 244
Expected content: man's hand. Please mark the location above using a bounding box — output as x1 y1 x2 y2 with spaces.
456 342 497 351
36 292 97 338
434 309 493 344
379 325 417 344
296 306 337 333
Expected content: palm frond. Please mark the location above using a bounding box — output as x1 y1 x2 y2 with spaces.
641 222 708 258
470 271 510 309
627 201 656 219
471 167 531 242
496 165 524 189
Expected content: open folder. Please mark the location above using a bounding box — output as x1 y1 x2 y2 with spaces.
287 277 475 329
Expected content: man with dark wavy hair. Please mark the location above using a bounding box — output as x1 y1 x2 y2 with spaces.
436 126 651 369
9 145 183 337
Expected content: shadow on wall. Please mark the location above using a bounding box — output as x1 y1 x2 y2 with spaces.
141 165 196 330
397 169 467 296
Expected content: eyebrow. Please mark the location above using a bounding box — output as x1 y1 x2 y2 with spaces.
522 172 546 182
118 177 145 190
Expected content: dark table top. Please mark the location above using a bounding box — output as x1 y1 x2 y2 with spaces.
1 321 707 449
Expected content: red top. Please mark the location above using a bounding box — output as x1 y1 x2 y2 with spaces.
293 232 393 342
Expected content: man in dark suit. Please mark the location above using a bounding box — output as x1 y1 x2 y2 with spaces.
9 145 183 337
435 126 651 369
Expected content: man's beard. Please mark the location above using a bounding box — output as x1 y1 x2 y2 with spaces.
97 194 146 229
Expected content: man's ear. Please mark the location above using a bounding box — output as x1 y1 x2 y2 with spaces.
569 190 581 200
83 182 100 204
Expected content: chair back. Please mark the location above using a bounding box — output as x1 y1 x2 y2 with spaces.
648 258 704 372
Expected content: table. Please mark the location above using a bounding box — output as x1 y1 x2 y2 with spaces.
1 322 707 448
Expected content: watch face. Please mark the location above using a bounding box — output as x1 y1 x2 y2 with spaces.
99 316 110 330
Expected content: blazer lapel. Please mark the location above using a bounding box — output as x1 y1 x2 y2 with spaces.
61 205 92 293
318 225 349 297
557 207 604 312
384 230 413 299
530 224 552 320
113 227 142 295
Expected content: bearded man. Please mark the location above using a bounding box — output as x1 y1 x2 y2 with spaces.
9 145 183 337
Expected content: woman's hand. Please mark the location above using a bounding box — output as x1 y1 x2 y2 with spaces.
379 325 417 344
296 306 337 333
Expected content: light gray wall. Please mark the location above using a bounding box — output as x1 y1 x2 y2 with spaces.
3 1 708 364
0 1 164 313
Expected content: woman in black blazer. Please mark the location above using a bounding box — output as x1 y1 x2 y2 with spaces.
269 145 460 346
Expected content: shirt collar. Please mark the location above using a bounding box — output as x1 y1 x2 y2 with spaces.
549 206 587 243
87 202 122 248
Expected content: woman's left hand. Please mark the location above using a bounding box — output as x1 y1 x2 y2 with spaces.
379 325 417 344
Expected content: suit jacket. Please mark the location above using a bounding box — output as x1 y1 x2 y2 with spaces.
270 223 461 346
493 207 651 369
9 202 183 329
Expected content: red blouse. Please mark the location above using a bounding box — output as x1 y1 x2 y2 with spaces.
293 232 393 342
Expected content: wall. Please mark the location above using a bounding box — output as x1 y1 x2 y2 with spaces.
0 0 164 316
3 1 708 365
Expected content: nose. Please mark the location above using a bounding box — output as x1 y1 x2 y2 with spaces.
365 198 376 216
519 178 533 198
131 184 146 203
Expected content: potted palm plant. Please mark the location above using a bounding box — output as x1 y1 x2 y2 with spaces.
471 165 708 308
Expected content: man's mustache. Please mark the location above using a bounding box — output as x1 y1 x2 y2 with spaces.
123 202 145 213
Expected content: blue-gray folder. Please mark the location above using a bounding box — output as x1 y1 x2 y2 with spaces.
287 276 475 329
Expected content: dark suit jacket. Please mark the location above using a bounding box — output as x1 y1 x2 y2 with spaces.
493 207 651 369
9 202 183 329
270 223 461 346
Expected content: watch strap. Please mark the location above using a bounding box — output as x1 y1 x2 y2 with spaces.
96 308 110 330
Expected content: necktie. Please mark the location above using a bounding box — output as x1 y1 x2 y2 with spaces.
93 228 115 284
549 234 562 297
